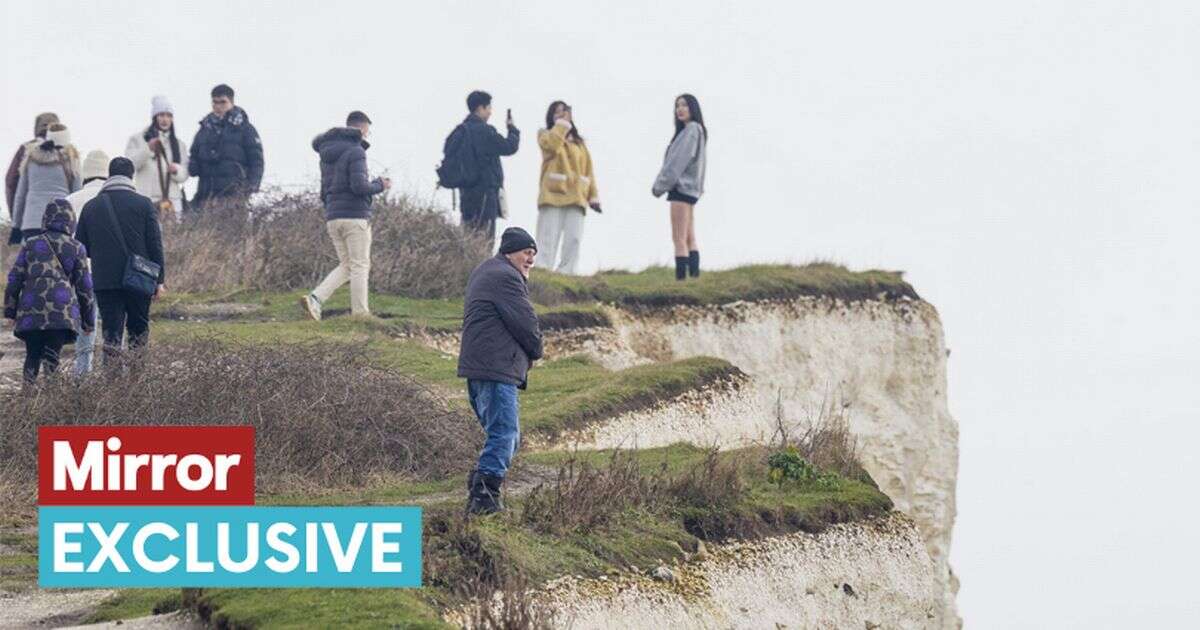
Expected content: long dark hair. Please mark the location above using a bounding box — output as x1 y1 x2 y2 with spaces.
673 93 708 141
143 116 181 163
544 101 583 143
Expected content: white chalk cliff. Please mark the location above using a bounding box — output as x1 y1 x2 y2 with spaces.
544 295 960 628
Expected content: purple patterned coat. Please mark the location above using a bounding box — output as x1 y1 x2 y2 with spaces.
4 198 96 342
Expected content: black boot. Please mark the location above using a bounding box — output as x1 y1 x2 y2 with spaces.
468 472 504 515
675 256 688 281
688 251 700 278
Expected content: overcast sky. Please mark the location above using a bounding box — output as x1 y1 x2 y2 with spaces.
4 1 1198 627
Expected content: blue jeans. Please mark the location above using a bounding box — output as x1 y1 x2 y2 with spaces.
468 380 520 478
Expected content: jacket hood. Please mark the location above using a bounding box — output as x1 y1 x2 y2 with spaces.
34 112 60 138
42 198 77 235
201 105 249 128
314 127 367 162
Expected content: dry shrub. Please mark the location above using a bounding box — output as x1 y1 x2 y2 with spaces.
457 568 553 630
163 191 491 298
664 448 746 511
0 338 481 505
771 392 866 481
521 451 666 533
520 449 750 534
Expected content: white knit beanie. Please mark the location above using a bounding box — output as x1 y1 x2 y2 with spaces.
45 123 71 148
151 95 174 117
81 150 110 181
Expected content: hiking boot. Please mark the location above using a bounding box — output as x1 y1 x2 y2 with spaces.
467 472 504 515
299 294 322 321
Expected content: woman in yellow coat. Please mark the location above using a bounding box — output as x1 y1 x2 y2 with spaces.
536 101 600 274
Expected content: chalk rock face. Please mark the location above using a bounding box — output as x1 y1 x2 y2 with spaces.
538 514 947 629
552 297 959 628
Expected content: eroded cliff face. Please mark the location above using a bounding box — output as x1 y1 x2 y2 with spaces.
454 514 945 630
549 296 960 628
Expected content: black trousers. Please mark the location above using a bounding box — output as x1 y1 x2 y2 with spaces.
95 289 152 356
459 189 498 250
23 329 71 383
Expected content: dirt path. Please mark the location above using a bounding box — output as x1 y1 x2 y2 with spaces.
0 589 116 629
60 611 204 630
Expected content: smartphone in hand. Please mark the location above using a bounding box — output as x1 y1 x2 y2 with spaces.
506 108 513 126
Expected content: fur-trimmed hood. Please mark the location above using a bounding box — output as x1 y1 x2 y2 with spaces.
312 127 368 153
21 142 80 169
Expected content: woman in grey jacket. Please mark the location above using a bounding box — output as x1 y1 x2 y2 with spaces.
652 94 708 280
11 123 80 243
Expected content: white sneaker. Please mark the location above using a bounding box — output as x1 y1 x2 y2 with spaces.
299 294 322 321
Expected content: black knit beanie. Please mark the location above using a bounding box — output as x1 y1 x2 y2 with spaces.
499 227 537 254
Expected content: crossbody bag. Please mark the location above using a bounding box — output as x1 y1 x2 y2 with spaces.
100 194 160 297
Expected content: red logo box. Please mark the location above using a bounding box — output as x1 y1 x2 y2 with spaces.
38 426 255 505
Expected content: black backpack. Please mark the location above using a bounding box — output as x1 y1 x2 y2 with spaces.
436 123 478 189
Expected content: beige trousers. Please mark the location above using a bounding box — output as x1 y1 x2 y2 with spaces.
313 219 372 315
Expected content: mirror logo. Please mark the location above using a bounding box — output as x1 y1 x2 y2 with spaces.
37 426 421 588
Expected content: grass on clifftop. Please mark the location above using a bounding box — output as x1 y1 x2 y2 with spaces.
151 318 736 440
146 260 912 335
530 261 918 307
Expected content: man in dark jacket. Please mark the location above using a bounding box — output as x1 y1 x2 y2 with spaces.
299 111 390 320
75 158 165 359
458 91 519 248
458 227 542 514
187 84 264 210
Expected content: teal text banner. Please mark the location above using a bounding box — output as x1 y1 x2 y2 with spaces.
39 506 422 588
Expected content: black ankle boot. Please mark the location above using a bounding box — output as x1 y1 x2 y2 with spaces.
675 256 688 281
688 251 700 277
468 472 504 515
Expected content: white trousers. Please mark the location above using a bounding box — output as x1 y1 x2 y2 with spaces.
312 219 372 315
535 205 585 275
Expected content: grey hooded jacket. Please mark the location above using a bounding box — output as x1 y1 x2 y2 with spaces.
13 144 80 233
652 121 707 199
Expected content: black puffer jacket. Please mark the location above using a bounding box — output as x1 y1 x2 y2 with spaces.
313 127 384 220
188 106 264 205
459 114 519 221
457 254 543 389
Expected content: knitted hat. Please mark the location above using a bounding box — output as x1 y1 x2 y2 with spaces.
151 95 174 117
45 123 71 148
34 112 59 138
499 227 537 254
108 157 135 178
81 150 110 181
